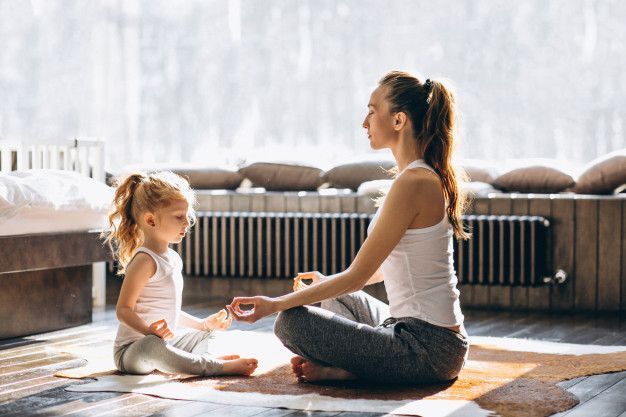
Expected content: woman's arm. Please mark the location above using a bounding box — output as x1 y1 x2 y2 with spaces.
364 268 384 286
116 253 174 338
229 173 427 322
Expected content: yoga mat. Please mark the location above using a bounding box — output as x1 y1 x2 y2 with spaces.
57 331 626 417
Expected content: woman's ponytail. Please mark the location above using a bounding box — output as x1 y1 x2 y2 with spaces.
421 80 470 240
379 71 470 240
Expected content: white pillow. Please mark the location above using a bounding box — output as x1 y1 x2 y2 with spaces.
0 169 114 220
357 179 393 198
460 181 496 197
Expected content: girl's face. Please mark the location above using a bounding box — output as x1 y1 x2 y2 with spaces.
362 86 397 150
154 199 191 244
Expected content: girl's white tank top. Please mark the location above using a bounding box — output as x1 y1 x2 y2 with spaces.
367 159 464 327
114 247 184 348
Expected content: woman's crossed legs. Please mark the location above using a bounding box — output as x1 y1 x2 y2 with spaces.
274 291 436 384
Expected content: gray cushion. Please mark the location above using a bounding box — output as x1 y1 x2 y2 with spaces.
114 165 243 190
172 168 243 190
238 162 325 191
324 161 395 191
573 149 626 194
493 166 575 193
462 165 498 184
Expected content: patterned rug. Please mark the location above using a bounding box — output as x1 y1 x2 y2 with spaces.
56 330 626 417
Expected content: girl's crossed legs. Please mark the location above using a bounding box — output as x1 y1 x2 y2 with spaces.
114 330 257 376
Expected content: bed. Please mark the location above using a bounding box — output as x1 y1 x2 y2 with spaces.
0 139 113 339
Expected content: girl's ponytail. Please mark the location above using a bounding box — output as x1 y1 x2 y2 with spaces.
102 173 147 274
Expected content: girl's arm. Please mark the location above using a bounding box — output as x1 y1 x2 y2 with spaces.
230 173 431 321
178 310 232 331
177 311 203 330
116 253 169 336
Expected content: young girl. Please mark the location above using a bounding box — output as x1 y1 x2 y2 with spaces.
104 171 257 377
228 71 469 384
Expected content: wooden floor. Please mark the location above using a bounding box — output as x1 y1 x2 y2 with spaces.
1 278 625 417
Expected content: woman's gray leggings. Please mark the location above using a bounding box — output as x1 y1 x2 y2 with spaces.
113 330 224 376
274 291 469 384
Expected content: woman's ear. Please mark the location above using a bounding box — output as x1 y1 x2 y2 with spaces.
393 112 407 131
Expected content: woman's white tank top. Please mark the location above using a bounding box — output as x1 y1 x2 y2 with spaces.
114 247 184 348
367 160 464 327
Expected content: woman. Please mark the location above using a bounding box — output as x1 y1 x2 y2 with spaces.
228 70 470 384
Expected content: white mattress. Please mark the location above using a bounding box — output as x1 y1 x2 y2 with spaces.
0 169 113 236
0 207 108 236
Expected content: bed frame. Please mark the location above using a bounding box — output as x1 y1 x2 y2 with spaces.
0 138 111 339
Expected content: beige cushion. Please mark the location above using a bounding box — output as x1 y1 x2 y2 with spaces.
492 166 575 193
324 161 395 190
238 162 324 191
573 149 626 194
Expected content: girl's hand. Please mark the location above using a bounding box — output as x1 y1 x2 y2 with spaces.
148 319 173 340
202 309 232 331
227 296 278 324
293 271 327 292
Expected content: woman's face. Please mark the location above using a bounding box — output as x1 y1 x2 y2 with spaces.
362 86 396 150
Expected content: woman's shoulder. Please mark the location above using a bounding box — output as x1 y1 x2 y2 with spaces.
394 166 441 192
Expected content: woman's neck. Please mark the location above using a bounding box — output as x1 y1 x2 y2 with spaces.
391 133 423 172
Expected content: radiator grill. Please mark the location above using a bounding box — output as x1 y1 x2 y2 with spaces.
172 212 371 279
162 212 550 286
454 215 550 286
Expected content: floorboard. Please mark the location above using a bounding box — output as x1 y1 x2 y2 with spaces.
560 376 626 417
0 278 623 417
564 372 626 404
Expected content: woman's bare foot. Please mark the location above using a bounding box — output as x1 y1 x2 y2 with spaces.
290 356 356 383
220 357 258 376
291 356 306 380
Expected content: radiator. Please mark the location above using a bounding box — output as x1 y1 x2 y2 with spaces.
455 215 551 286
161 212 552 287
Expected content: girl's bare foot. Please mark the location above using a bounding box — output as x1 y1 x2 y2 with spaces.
220 357 258 376
217 354 240 360
290 356 355 383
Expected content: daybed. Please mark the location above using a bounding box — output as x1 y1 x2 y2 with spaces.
0 140 112 339
112 150 626 313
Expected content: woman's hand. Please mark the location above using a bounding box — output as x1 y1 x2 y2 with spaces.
201 309 232 331
293 271 327 292
148 319 173 340
227 296 278 323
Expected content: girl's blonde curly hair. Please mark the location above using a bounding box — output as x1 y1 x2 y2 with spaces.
102 171 196 274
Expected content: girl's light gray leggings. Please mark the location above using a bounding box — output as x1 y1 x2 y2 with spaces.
274 291 469 384
113 330 224 376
